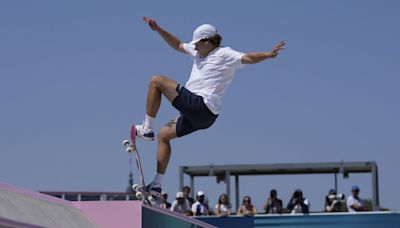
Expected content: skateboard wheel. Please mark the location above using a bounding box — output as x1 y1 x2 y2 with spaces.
136 191 143 199
122 139 130 146
132 184 139 191
126 147 133 153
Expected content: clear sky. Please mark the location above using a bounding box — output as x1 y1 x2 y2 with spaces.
1 0 399 212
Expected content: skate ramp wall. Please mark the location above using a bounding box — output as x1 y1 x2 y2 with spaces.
0 182 215 228
75 200 216 228
0 183 97 228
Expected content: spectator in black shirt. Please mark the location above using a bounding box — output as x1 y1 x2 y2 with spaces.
263 189 283 214
287 189 310 214
325 189 344 212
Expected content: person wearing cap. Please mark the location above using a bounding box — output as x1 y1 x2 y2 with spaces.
346 185 368 212
325 189 344 212
136 16 285 198
286 189 310 214
170 191 191 215
191 191 211 216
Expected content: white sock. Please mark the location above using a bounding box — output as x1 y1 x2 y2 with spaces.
144 114 154 130
153 173 163 186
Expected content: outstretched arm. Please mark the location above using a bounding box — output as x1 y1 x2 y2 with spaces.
241 40 285 64
142 16 186 54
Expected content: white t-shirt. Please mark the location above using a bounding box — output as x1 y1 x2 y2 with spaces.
215 203 231 215
191 201 210 216
170 200 191 214
346 195 365 213
183 43 245 115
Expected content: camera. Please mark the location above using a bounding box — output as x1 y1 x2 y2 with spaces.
328 193 345 201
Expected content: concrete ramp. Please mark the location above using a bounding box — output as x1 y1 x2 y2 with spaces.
0 183 97 228
0 182 214 228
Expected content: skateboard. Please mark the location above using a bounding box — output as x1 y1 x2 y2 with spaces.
122 125 153 206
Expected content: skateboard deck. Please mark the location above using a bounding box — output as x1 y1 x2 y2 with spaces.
123 125 153 206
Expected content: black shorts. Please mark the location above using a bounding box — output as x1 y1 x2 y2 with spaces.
172 85 218 137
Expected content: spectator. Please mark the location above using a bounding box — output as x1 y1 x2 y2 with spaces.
160 191 171 209
191 191 211 216
263 189 283 214
237 196 257 216
170 192 191 215
287 189 310 214
346 185 368 212
215 193 231 217
182 186 195 207
325 189 344 212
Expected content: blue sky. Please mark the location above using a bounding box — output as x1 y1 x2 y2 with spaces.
1 1 399 211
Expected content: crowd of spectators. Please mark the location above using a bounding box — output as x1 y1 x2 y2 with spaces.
156 185 369 216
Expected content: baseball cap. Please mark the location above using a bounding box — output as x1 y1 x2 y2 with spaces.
197 191 205 197
189 24 218 45
329 189 336 195
351 185 360 191
176 192 184 199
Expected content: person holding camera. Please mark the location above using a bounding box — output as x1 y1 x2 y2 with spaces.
325 189 344 212
287 189 310 214
263 189 283 214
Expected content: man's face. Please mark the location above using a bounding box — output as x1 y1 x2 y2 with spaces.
352 190 360 197
183 188 190 197
198 195 205 203
195 39 211 56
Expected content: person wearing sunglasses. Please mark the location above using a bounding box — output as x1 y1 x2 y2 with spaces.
237 196 257 216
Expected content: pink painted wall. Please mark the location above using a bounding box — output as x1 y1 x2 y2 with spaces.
74 201 142 228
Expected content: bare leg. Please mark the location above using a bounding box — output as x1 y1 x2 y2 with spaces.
156 119 178 174
146 75 179 118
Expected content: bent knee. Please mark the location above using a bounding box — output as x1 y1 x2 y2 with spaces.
150 75 168 86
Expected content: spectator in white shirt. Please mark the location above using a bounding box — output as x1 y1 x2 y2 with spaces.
170 192 191 215
191 191 211 216
346 185 368 212
215 193 231 217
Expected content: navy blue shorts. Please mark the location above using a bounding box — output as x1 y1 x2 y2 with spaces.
172 85 218 137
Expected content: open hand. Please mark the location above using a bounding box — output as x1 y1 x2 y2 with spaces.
141 16 161 32
271 40 286 57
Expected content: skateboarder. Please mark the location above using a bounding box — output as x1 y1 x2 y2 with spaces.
136 16 285 197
